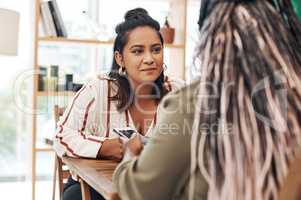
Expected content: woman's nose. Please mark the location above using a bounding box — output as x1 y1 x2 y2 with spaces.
143 52 154 64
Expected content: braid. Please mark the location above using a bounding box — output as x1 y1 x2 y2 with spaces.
190 1 301 199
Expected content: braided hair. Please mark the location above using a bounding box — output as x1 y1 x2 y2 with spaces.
190 0 301 199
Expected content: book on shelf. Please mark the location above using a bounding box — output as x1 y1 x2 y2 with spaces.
40 1 57 37
37 65 83 93
48 0 67 37
40 0 67 37
38 66 47 91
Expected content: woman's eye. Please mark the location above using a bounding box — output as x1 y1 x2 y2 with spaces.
152 47 162 54
132 49 143 54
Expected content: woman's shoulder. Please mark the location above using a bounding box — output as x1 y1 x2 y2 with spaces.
77 74 115 97
96 74 114 81
67 75 114 107
85 74 114 87
94 74 115 84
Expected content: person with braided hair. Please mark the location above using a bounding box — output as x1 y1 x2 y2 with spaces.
112 0 301 200
53 7 184 200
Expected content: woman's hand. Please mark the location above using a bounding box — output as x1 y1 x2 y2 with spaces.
98 138 124 161
108 192 121 200
127 134 144 156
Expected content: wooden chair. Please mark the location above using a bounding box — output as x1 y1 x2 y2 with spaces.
52 105 70 200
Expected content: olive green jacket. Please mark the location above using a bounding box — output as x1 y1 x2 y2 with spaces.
113 80 208 200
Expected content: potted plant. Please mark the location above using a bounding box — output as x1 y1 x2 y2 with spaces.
160 16 175 44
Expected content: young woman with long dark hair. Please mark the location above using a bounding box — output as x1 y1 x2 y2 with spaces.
53 8 183 200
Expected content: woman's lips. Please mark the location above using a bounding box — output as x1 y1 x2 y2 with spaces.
140 68 157 72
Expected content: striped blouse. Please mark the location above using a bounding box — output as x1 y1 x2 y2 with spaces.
53 75 184 159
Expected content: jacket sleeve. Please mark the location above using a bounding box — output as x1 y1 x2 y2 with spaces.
53 80 104 158
113 85 198 200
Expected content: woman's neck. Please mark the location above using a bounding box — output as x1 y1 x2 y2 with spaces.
129 79 155 99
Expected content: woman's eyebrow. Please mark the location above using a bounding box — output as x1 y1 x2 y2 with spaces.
151 43 162 47
129 43 162 50
130 45 144 49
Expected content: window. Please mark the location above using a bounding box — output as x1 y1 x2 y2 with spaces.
0 0 34 199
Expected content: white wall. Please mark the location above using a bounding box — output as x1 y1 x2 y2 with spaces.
0 1 35 199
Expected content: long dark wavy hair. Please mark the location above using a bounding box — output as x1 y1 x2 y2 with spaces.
108 8 168 112
189 0 301 199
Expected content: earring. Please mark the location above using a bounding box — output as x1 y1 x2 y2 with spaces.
118 66 127 76
163 63 168 71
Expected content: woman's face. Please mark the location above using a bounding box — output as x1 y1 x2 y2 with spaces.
115 26 163 87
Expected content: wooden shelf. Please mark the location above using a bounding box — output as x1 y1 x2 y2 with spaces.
36 147 54 152
37 91 75 96
39 37 113 45
38 37 185 49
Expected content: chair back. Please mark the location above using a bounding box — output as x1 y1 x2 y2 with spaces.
52 105 70 200
54 105 65 128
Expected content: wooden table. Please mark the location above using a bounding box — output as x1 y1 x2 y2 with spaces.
62 157 118 200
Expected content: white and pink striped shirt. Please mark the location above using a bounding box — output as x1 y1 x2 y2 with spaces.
53 75 185 159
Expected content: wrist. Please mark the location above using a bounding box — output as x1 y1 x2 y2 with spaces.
97 137 108 159
122 147 136 162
